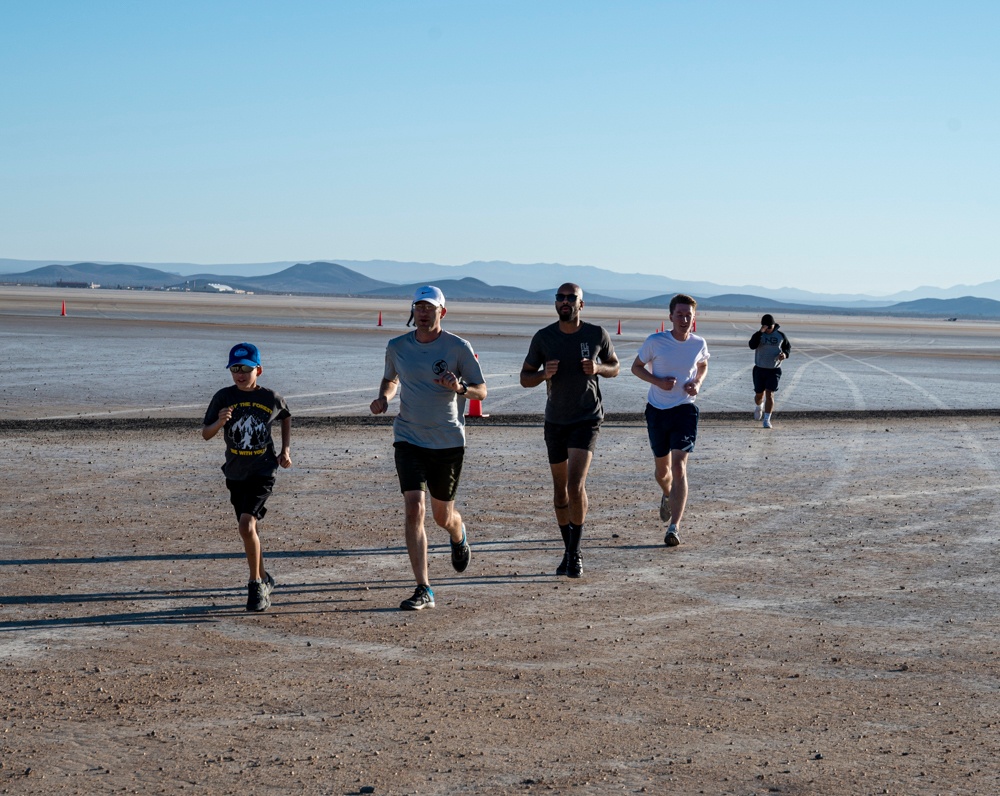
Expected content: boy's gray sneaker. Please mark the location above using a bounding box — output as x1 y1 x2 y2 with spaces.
664 525 680 547
659 493 671 523
400 584 435 611
247 579 271 612
263 571 276 594
451 526 471 573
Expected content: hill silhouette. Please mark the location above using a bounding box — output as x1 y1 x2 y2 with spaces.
4 261 1000 318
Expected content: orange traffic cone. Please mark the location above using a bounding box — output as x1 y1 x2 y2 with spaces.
61 301 66 316
377 311 382 327
617 319 621 334
465 354 488 418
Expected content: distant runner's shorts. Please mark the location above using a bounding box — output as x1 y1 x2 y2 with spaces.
226 475 275 520
644 403 699 458
544 420 601 464
752 366 782 394
394 441 465 502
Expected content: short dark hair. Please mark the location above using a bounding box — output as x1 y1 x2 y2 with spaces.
669 294 697 313
761 314 775 326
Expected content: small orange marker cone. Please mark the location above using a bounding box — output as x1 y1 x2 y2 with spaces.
61 301 66 316
465 354 488 418
660 320 665 333
377 311 382 327
617 319 621 335
467 397 487 418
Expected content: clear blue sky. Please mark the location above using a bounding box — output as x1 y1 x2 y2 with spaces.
2 1 997 295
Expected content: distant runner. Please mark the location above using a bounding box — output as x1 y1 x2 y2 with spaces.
749 314 791 429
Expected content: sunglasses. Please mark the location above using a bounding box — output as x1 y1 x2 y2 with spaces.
229 364 257 374
555 293 579 302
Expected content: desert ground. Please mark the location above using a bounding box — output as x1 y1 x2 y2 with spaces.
1 288 999 795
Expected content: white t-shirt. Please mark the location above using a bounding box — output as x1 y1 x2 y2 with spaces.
636 331 710 410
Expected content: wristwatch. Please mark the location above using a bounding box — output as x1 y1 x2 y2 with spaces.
458 379 469 395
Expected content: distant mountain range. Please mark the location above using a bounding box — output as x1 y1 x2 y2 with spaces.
3 258 1000 318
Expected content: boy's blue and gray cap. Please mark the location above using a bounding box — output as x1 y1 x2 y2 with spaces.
412 285 445 307
227 342 261 368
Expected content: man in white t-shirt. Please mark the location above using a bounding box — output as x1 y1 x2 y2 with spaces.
630 294 710 547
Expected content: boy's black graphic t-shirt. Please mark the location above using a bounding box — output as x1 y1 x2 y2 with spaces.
203 385 291 480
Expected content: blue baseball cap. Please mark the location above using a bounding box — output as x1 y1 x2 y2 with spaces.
227 342 261 368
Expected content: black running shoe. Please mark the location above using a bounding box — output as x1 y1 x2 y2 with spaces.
556 552 569 576
400 584 435 611
567 552 583 578
246 579 270 612
451 526 471 573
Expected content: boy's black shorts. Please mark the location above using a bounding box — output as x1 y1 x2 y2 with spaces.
544 420 601 464
226 475 275 520
393 441 465 502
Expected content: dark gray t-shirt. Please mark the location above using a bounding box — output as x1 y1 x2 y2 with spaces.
203 385 290 480
523 321 616 424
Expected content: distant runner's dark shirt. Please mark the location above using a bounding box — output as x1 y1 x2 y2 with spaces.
203 385 290 480
524 321 616 424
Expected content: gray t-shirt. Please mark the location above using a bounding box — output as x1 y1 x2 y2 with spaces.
523 321 616 424
383 330 485 449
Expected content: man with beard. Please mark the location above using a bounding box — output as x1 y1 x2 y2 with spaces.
520 283 620 578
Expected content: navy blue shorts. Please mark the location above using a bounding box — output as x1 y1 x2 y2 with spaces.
393 441 465 502
544 420 601 464
753 365 782 393
644 403 699 458
226 475 275 520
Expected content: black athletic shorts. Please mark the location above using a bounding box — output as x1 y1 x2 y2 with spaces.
752 365 782 394
544 419 601 464
644 403 699 458
226 474 275 520
393 441 465 502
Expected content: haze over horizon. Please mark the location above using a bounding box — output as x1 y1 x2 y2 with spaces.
2 1 997 295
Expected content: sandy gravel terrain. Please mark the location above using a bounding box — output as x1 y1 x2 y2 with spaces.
2 415 998 795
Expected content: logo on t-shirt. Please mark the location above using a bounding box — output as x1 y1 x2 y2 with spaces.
230 413 269 452
580 342 591 359
433 359 448 375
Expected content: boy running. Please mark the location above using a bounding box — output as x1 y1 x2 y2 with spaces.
203 342 291 612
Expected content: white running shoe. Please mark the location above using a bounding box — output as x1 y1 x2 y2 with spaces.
753 404 763 421
763 417 772 429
